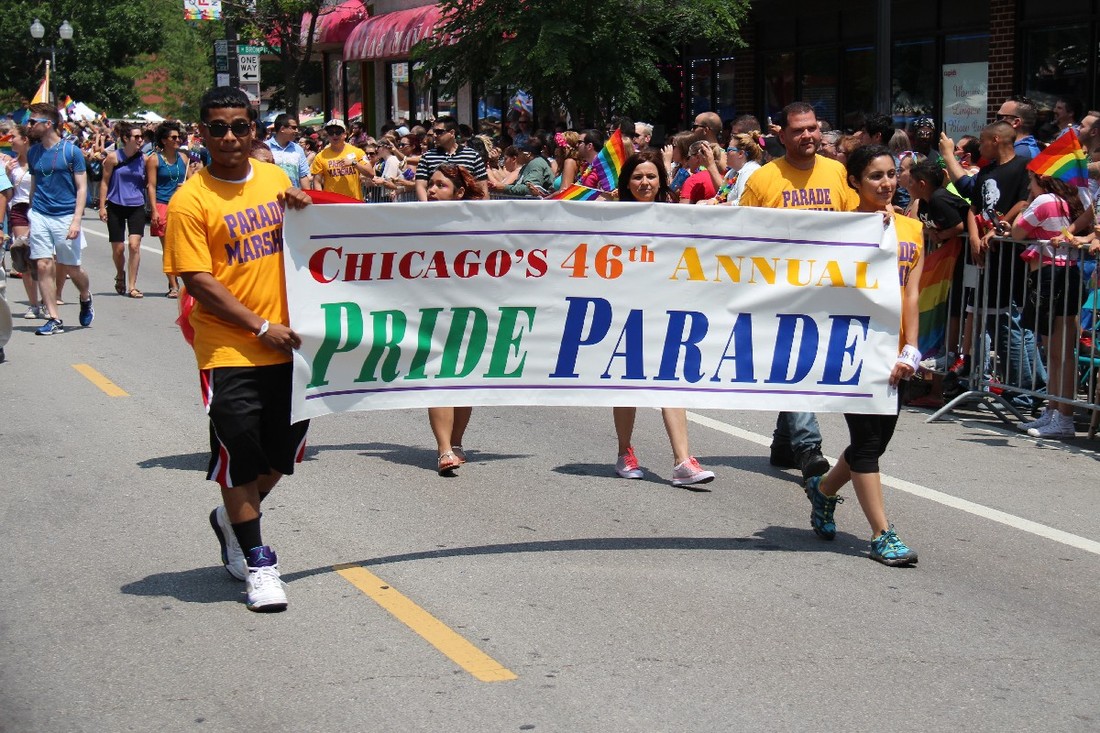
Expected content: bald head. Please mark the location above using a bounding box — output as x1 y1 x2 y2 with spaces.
692 112 722 143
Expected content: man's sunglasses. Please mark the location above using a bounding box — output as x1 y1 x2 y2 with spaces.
204 120 252 138
29 117 51 125
325 127 345 134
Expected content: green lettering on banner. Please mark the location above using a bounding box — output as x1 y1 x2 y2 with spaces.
406 308 444 380
356 310 407 383
438 308 488 379
308 302 364 388
486 307 535 378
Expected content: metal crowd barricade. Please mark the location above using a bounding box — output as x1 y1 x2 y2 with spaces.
359 186 533 203
924 233 1100 437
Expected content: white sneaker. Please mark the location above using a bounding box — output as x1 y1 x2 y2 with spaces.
1028 412 1075 438
615 446 644 479
209 506 248 581
1018 409 1054 432
670 457 715 487
245 546 287 612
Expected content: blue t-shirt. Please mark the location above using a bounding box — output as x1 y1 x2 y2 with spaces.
268 139 310 188
0 168 11 195
27 140 86 217
1014 136 1040 162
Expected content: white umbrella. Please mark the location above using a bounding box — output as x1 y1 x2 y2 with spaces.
69 102 98 121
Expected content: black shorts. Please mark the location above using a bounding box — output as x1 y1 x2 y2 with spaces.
1023 265 1083 337
200 362 310 488
106 201 146 241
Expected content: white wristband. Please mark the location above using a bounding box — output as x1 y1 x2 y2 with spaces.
256 320 270 338
896 344 921 371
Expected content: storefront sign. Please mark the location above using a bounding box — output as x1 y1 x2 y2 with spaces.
283 202 903 422
942 62 988 138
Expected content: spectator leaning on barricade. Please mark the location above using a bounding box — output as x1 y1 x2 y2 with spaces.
739 101 860 483
415 116 488 201
267 115 311 190
492 138 553 198
997 96 1041 161
25 102 94 336
1011 170 1088 438
310 119 371 202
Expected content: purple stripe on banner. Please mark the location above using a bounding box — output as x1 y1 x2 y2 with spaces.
309 229 881 249
306 384 874 400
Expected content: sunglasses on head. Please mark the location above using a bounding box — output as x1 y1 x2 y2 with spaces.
204 120 252 138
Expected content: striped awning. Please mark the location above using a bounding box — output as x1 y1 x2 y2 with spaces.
343 4 445 62
301 0 368 47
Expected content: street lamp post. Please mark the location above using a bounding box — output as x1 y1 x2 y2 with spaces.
30 19 74 104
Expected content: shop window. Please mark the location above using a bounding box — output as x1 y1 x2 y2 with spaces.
326 53 344 119
944 33 990 65
716 57 736 122
1023 25 1090 114
388 61 411 123
346 61 362 121
690 58 714 117
892 38 936 125
841 46 875 128
762 51 795 123
800 47 839 128
478 87 508 123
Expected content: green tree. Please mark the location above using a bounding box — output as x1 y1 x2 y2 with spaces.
413 0 750 125
0 0 165 115
221 0 333 118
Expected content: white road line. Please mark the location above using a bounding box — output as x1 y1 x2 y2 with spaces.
685 410 1100 557
82 227 163 256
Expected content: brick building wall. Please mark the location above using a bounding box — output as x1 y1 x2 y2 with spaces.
987 0 1018 120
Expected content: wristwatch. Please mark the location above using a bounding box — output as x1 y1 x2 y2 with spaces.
256 320 270 337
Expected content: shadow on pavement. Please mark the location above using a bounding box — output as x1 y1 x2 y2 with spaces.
120 566 242 605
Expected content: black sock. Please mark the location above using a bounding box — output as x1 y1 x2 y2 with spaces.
231 515 263 558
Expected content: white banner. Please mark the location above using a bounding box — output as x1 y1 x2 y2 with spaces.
284 201 901 422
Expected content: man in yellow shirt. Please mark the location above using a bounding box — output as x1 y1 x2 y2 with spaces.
164 87 312 613
740 102 858 484
309 118 372 200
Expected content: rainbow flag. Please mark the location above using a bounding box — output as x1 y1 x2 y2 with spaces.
0 134 12 157
590 129 628 192
917 238 962 356
1027 126 1088 188
548 183 601 201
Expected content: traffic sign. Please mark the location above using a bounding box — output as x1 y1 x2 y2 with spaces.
240 83 261 109
238 54 260 84
237 44 279 55
216 73 230 87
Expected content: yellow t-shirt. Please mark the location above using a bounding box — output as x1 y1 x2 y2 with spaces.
309 144 366 200
163 162 291 369
739 155 859 212
894 212 924 349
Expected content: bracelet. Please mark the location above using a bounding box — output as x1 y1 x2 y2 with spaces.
255 320 270 338
896 344 921 371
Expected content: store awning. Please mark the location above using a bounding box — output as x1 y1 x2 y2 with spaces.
301 0 368 47
343 4 446 62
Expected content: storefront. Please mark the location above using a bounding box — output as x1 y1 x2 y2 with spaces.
301 0 367 121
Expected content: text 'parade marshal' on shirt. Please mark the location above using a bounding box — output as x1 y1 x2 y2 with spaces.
164 161 293 369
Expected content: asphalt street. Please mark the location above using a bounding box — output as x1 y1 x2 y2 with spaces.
1 213 1098 732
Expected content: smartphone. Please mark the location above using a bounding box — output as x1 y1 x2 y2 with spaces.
767 116 773 127
530 184 550 197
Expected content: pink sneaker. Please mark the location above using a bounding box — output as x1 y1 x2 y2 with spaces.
615 447 644 479
671 457 715 487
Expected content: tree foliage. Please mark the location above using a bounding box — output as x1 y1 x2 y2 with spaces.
0 0 164 115
414 0 750 125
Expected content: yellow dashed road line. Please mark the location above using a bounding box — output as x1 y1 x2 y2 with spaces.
72 364 129 397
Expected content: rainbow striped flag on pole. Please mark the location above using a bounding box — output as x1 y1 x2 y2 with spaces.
917 238 963 356
1026 127 1089 188
0 134 13 157
548 183 602 201
590 129 629 192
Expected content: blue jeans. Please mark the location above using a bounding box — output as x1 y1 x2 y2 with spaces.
772 412 822 453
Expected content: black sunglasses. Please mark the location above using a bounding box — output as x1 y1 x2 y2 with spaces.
431 128 447 134
205 120 252 138
325 127 345 134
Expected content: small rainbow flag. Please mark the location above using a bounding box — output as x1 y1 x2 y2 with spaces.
548 183 601 201
590 128 628 192
917 238 963 357
0 134 13 157
1027 127 1088 188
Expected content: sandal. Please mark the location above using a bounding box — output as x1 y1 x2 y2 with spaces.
452 445 467 464
166 288 179 299
114 275 125 295
437 451 462 475
128 288 144 299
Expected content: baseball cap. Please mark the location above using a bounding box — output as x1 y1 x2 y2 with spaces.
395 125 410 137
324 119 346 131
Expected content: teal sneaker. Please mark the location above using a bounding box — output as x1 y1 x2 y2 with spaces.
804 475 841 540
870 527 918 566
